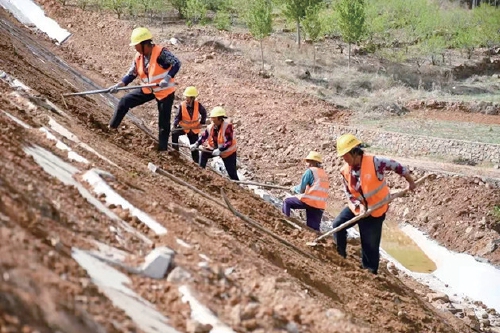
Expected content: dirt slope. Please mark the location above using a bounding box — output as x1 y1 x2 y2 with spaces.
43 2 500 266
0 5 481 333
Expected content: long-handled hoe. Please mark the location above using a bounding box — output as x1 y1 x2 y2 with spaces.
62 83 159 97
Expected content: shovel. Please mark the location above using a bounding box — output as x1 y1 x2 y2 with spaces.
305 175 430 247
62 83 159 97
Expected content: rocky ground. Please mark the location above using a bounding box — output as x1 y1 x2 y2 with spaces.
0 1 499 332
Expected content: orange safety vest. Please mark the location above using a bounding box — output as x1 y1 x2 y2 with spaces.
206 121 237 158
134 45 175 100
179 101 201 134
341 154 390 217
298 167 330 210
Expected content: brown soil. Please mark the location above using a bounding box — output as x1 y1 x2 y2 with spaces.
0 1 499 333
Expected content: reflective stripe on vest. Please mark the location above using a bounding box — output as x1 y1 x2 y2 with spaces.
350 179 387 201
135 45 175 100
206 121 237 158
341 154 390 217
179 101 201 134
299 167 330 210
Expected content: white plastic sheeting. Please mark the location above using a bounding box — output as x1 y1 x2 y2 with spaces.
179 285 236 333
0 0 71 44
73 248 180 333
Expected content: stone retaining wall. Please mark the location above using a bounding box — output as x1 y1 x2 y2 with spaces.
331 125 500 165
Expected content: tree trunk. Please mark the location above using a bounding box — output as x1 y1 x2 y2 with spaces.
296 20 301 49
161 10 165 32
348 43 351 70
313 44 316 74
260 39 265 72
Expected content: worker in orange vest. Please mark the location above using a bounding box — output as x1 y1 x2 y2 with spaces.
282 151 330 231
171 86 207 163
107 27 181 152
333 133 416 274
190 107 239 180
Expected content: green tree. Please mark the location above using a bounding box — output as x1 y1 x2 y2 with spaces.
184 0 207 26
214 0 235 31
169 0 187 18
104 0 128 18
302 4 322 72
282 0 322 48
245 0 273 71
337 0 366 68
472 4 500 48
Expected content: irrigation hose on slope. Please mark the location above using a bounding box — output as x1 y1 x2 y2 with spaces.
221 189 315 260
147 163 314 259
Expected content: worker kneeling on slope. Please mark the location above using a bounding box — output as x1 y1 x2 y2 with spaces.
190 107 239 180
107 27 181 152
333 133 416 275
172 86 207 163
282 151 330 231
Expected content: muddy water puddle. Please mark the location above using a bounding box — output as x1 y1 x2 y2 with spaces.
381 220 436 273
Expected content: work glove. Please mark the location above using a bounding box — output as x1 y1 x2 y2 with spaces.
290 186 296 193
189 143 199 151
107 84 120 94
158 76 172 88
212 148 221 156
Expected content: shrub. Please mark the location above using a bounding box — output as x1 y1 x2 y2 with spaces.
215 10 232 30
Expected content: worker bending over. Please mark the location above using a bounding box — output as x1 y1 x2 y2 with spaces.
282 151 330 231
333 133 416 274
172 86 207 163
190 107 239 180
107 27 181 152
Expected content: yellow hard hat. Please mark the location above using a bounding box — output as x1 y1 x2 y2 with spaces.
183 86 199 97
209 106 227 118
305 151 323 163
336 133 362 157
129 27 153 46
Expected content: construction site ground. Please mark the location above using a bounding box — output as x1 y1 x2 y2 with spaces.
0 1 499 332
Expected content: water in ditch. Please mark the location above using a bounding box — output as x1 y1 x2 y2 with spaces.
381 220 436 273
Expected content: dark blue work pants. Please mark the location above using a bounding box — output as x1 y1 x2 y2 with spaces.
332 206 385 274
109 89 174 151
282 196 323 231
200 151 239 180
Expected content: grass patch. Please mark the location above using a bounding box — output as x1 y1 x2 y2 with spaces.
355 117 500 144
493 206 500 220
452 157 477 166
